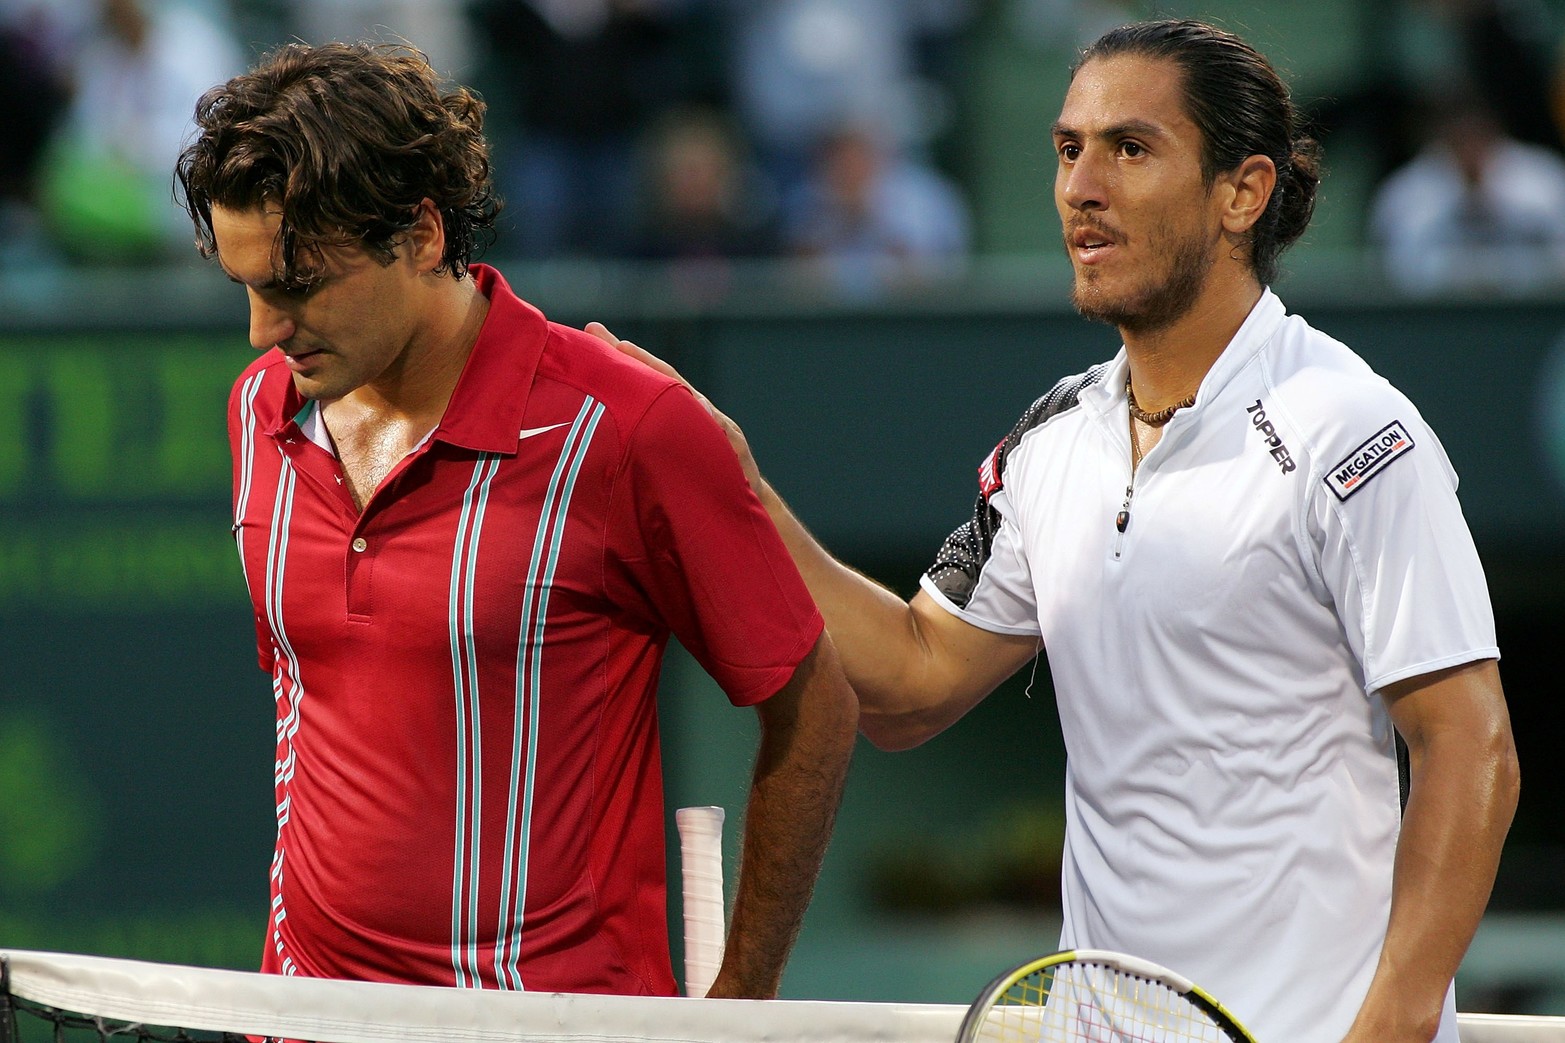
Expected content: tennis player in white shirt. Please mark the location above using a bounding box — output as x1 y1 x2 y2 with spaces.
593 18 1519 1043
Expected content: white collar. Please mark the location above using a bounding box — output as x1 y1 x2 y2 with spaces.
1079 288 1288 421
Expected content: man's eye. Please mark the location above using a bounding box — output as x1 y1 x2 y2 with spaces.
278 279 322 299
1121 141 1145 157
1060 144 1080 161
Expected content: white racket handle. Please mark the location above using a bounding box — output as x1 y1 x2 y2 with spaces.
675 805 726 997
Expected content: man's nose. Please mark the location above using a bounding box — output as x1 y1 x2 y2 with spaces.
248 293 295 351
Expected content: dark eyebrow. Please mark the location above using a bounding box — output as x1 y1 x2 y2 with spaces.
1052 119 1167 142
216 258 280 292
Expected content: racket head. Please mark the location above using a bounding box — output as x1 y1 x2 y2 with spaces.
955 949 1258 1043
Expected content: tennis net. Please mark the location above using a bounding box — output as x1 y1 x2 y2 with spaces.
2 949 1561 1043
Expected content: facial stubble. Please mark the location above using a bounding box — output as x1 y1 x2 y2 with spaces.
1069 215 1219 336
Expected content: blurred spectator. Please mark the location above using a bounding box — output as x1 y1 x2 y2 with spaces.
467 0 727 258
1443 0 1561 152
38 0 243 264
1369 89 1565 294
629 105 779 305
285 0 473 77
1007 0 1137 49
782 123 970 297
0 2 71 268
633 106 779 261
726 0 972 200
1311 0 1562 197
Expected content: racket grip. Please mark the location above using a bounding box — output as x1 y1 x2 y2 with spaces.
676 805 726 998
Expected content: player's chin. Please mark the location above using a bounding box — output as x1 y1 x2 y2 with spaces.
1069 281 1124 325
288 369 346 401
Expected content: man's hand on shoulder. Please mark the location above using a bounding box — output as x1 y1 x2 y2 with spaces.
585 322 762 490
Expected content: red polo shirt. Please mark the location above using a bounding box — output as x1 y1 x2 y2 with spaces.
227 264 823 995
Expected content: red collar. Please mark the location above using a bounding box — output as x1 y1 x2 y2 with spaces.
431 263 548 453
267 263 549 454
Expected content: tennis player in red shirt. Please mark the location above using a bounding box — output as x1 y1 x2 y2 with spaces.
174 41 857 999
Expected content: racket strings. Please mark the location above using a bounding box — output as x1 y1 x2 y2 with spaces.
978 963 1233 1043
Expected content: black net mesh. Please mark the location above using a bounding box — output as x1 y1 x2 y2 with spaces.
1 961 248 1043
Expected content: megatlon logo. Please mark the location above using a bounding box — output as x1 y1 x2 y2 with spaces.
1324 421 1416 500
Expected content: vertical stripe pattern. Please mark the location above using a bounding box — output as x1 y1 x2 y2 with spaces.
261 449 306 976
233 383 310 977
441 396 604 990
232 373 265 597
448 452 503 987
496 397 605 989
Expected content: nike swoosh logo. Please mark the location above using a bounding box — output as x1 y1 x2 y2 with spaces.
518 422 571 440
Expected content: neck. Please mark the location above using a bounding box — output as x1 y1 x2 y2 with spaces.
1122 278 1263 412
344 274 489 426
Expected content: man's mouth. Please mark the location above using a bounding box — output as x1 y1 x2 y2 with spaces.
1070 225 1119 250
281 346 324 370
1069 227 1119 263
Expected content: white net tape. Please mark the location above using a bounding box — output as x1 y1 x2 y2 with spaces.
3 950 1561 1043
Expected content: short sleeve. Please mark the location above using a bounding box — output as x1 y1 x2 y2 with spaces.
916 368 1107 637
1309 408 1498 693
605 385 824 705
920 487 1041 637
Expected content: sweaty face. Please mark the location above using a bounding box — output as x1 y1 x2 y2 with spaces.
210 205 423 401
1053 54 1226 334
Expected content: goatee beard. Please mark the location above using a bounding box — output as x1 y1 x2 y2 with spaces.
1071 235 1214 335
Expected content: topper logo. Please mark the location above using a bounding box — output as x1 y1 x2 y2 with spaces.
1245 399 1297 474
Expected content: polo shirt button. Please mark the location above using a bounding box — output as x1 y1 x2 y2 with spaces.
351 537 368 552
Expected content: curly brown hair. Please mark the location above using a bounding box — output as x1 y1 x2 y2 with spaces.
175 41 501 286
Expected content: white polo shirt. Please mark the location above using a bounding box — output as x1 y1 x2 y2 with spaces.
921 290 1496 1043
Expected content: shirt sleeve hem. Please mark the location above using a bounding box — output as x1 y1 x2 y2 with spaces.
1366 647 1500 694
724 612 827 708
917 574 1042 637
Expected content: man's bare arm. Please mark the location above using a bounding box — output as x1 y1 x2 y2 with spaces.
707 633 857 998
585 323 1040 751
751 475 1040 749
1342 658 1519 1043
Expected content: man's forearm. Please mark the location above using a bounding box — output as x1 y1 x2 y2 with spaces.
754 478 1039 752
706 635 858 998
1344 701 1519 1041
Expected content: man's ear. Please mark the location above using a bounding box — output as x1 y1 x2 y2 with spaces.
408 197 446 271
1220 154 1277 236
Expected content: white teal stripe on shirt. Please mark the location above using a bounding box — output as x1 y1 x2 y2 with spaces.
264 456 304 976
233 373 265 598
494 396 605 990
449 453 503 988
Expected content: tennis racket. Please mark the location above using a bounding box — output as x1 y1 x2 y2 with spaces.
956 949 1258 1043
675 805 726 997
